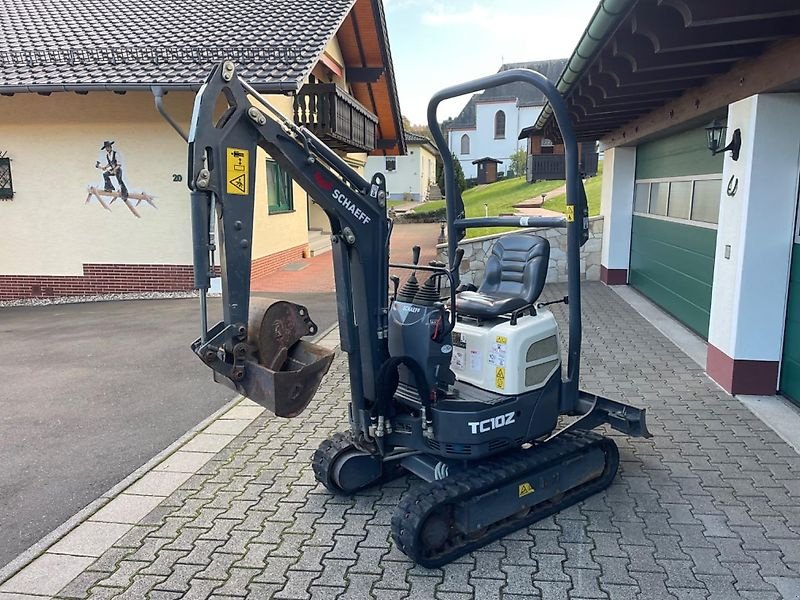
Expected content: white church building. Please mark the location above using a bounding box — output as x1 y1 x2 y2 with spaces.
446 59 567 180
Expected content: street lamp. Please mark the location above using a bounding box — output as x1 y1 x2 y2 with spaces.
705 119 741 161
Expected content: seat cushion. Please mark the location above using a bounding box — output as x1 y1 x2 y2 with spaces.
455 290 529 320
455 234 550 319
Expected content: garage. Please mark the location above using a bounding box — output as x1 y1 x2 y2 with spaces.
781 215 800 405
628 127 723 338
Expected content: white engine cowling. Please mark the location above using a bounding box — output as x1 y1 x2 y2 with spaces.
451 310 561 396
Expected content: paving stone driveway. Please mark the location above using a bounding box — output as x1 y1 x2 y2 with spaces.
33 284 800 598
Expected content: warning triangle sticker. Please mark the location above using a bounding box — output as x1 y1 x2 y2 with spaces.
229 174 246 194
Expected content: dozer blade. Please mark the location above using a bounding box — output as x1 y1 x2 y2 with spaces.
233 298 335 417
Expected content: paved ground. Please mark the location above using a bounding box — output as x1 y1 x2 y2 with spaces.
251 223 442 295
3 282 799 599
0 293 336 570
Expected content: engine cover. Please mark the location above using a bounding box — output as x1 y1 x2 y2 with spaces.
451 311 560 396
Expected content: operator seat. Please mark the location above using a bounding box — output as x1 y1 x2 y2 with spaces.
455 234 550 320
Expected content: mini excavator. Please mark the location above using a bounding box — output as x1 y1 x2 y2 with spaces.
177 61 650 567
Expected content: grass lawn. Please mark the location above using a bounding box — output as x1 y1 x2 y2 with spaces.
387 199 408 209
542 160 604 216
412 177 566 238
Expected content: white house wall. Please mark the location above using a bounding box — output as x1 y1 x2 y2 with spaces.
448 101 540 178
0 91 310 279
364 144 436 201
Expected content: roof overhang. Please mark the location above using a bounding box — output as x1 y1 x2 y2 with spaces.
336 0 406 155
535 0 800 143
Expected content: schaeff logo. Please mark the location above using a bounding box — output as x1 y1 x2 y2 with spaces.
468 412 515 434
333 189 371 225
312 171 371 226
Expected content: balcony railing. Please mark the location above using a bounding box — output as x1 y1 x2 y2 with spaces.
293 83 378 153
526 152 599 182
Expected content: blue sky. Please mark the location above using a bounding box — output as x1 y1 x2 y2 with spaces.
383 0 600 124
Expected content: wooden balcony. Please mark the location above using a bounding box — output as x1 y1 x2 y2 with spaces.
293 83 378 153
526 150 599 182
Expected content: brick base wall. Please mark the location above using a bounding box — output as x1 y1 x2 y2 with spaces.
251 243 308 281
0 263 195 300
0 243 310 300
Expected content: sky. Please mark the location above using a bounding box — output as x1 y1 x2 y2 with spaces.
383 0 600 124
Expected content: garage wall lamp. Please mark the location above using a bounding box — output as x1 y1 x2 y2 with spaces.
705 119 741 161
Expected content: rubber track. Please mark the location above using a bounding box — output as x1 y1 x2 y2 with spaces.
391 431 619 567
312 431 356 494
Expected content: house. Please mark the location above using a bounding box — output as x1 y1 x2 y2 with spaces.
445 58 567 180
0 0 404 299
517 127 598 182
532 0 800 405
472 157 502 185
364 130 439 201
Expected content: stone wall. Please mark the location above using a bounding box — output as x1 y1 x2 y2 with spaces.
437 216 604 286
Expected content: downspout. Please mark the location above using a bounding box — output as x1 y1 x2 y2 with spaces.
152 86 188 142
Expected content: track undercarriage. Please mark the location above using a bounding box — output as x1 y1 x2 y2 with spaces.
313 428 619 567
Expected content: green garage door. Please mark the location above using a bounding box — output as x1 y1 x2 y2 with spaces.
629 127 723 339
781 241 800 406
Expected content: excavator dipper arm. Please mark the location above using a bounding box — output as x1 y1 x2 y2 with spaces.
187 62 390 433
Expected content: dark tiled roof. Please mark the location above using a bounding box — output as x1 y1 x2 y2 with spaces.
448 58 569 129
0 0 357 92
403 130 432 144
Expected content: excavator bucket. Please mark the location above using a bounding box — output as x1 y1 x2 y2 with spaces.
232 298 335 417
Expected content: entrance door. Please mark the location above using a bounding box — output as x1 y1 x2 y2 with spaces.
780 192 800 406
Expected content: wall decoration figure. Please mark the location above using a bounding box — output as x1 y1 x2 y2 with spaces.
86 140 156 218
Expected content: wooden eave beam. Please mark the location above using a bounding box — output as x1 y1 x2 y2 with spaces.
601 37 800 147
659 0 800 27
633 4 798 53
346 66 385 83
612 33 761 72
598 55 729 87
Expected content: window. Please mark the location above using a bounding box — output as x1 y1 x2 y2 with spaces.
385 157 396 171
649 182 669 216
266 159 293 214
634 176 722 226
0 156 12 199
494 110 506 139
691 179 722 224
460 134 470 155
667 181 692 219
634 183 650 213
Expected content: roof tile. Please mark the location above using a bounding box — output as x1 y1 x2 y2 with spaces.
0 0 357 91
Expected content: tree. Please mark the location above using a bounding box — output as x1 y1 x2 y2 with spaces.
508 148 527 178
436 153 466 197
401 115 434 141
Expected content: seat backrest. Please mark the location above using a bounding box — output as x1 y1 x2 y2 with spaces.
479 234 550 305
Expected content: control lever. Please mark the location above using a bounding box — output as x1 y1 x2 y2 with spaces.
537 296 569 308
451 248 465 273
411 245 421 266
390 275 400 302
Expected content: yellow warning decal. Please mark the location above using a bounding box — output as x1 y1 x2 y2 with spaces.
519 482 535 497
495 366 505 389
226 148 249 195
566 205 575 222
496 336 507 344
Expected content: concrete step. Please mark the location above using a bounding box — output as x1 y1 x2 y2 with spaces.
307 230 332 256
427 184 443 200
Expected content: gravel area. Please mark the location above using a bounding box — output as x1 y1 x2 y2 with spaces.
0 290 221 308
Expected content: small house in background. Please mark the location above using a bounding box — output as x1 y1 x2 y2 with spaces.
518 127 598 182
365 130 440 201
472 157 502 185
